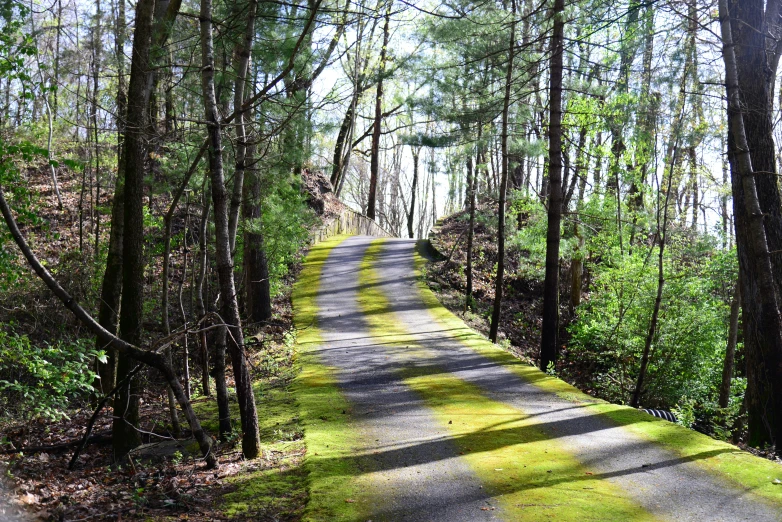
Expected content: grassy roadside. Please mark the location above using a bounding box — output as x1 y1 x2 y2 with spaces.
412 242 782 508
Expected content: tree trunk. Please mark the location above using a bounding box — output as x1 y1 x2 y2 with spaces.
366 0 392 221
569 228 583 315
630 146 677 408
539 0 565 369
243 138 272 323
196 185 211 396
489 1 516 343
719 281 742 409
228 0 259 254
53 0 62 119
721 0 782 448
91 0 102 255
407 146 420 239
465 150 476 312
113 0 157 461
199 0 261 458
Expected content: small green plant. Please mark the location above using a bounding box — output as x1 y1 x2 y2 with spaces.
171 451 184 465
673 397 697 428
131 487 147 507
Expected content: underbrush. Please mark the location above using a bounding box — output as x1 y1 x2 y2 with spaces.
0 326 104 421
426 194 747 447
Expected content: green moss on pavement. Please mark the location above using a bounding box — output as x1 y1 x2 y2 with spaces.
402 371 657 521
412 241 782 509
292 235 374 521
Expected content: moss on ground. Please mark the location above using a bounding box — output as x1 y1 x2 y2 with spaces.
412 241 782 509
291 235 374 521
358 239 655 519
220 385 308 520
402 371 657 521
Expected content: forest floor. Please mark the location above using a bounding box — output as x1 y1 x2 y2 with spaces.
0 276 310 521
294 234 782 521
0 169 344 521
424 205 546 365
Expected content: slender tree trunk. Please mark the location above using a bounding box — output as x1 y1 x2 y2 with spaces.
489 0 516 343
92 0 102 254
179 196 191 399
114 0 157 461
465 150 476 312
53 0 62 120
366 0 392 220
95 178 123 396
407 146 420 238
162 146 207 335
630 146 677 408
719 281 741 409
30 5 64 209
563 126 586 210
228 0 259 254
539 0 565 369
243 139 272 323
569 227 583 315
196 186 211 396
722 139 729 248
200 0 261 458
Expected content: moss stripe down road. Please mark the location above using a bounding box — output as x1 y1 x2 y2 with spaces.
407 240 782 510
293 235 373 521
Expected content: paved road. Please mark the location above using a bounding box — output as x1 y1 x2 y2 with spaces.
308 236 782 521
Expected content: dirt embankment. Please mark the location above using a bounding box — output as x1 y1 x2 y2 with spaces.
424 205 558 365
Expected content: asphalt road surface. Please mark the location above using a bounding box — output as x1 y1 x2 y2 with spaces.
309 236 782 521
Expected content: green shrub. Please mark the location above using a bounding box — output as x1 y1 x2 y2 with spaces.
567 238 733 410
0 326 105 421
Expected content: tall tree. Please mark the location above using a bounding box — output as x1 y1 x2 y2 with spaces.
488 0 516 343
723 0 782 448
113 0 156 460
539 0 565 370
199 0 261 458
366 0 392 220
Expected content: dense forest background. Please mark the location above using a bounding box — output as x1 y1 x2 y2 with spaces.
1 0 782 513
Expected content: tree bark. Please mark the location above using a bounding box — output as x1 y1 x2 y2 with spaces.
95 0 128 396
465 150 476 312
196 186 212 396
366 0 392 221
489 0 516 343
721 0 782 448
228 0 259 254
243 139 272 323
539 0 565 369
91 0 102 255
113 0 157 461
407 145 420 239
199 0 261 458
